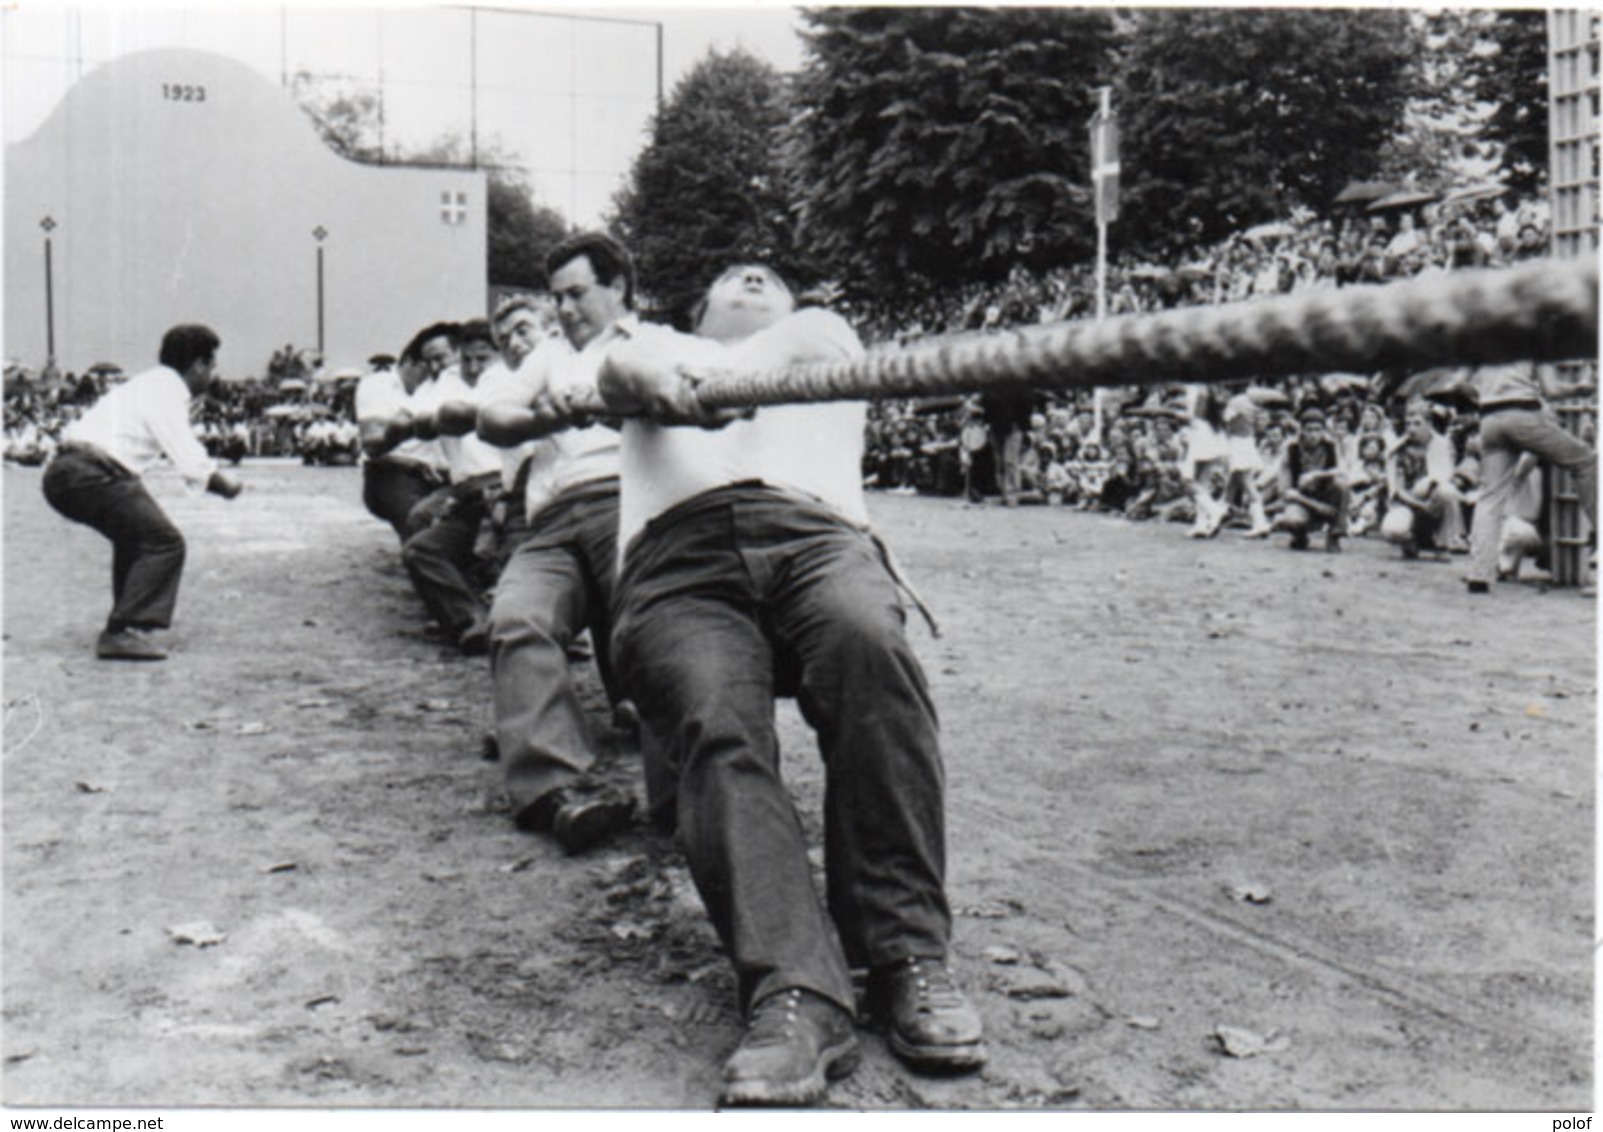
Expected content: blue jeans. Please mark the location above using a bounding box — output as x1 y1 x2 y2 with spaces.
42 445 186 632
1468 406 1596 585
489 479 621 814
612 483 951 1016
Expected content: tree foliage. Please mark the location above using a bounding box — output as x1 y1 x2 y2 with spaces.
291 72 386 164
291 76 570 291
1461 9 1549 197
787 7 1117 300
609 49 798 326
1113 8 1420 257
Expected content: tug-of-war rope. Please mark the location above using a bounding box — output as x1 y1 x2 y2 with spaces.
581 257 1597 415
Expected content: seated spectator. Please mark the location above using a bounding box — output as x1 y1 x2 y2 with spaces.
1272 406 1349 551
1346 433 1390 537
1379 403 1468 557
1071 442 1111 509
1180 387 1230 538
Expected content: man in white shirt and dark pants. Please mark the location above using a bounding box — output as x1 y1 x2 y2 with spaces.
475 233 658 852
42 324 243 661
599 266 985 1107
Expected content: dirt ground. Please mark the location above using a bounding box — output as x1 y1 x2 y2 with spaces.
2 459 1594 1113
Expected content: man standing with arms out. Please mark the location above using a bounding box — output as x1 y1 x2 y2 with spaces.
475 233 659 852
599 265 985 1107
1464 360 1596 594
42 323 243 661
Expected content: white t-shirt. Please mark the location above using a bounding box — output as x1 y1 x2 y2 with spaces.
355 369 446 470
484 317 669 522
430 365 506 483
618 307 869 558
477 342 555 494
62 365 217 487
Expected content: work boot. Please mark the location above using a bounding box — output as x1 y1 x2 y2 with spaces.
96 627 168 661
719 988 859 1107
515 780 635 854
865 956 986 1073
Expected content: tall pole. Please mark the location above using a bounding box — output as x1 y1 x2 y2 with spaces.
313 226 328 356
469 7 479 168
40 217 57 367
1092 86 1113 437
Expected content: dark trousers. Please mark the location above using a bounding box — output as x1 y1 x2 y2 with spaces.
490 480 622 812
612 484 951 1017
363 457 444 543
400 476 497 638
42 446 186 633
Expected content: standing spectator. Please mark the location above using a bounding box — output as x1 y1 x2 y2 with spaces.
40 324 243 660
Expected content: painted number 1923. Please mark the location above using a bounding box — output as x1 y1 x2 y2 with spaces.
161 83 207 102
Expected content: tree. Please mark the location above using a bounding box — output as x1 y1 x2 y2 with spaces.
290 72 386 164
609 49 798 326
1374 11 1501 192
290 76 571 290
1461 9 1549 197
1113 9 1420 257
786 7 1117 301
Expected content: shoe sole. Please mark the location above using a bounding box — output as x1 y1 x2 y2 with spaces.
718 1036 860 1107
886 1030 988 1073
96 649 167 661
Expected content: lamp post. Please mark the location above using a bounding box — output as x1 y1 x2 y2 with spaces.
313 225 327 356
39 216 57 367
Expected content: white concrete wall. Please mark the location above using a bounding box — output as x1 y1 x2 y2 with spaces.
4 47 487 377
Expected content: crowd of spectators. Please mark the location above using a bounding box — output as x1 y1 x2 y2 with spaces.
4 349 362 468
4 185 1580 575
855 186 1585 573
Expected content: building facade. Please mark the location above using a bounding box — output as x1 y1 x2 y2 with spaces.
5 48 487 377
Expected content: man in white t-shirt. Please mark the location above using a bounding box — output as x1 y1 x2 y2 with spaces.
597 265 984 1107
355 347 448 542
473 234 654 852
397 319 507 654
42 324 243 661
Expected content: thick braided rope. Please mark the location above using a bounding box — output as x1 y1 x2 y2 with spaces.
579 257 1597 414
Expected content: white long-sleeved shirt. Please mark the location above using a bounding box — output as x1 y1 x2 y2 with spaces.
61 365 217 488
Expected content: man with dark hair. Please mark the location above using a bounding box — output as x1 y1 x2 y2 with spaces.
395 320 506 654
356 336 448 542
598 264 984 1107
473 232 667 852
1272 406 1349 552
42 323 243 661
